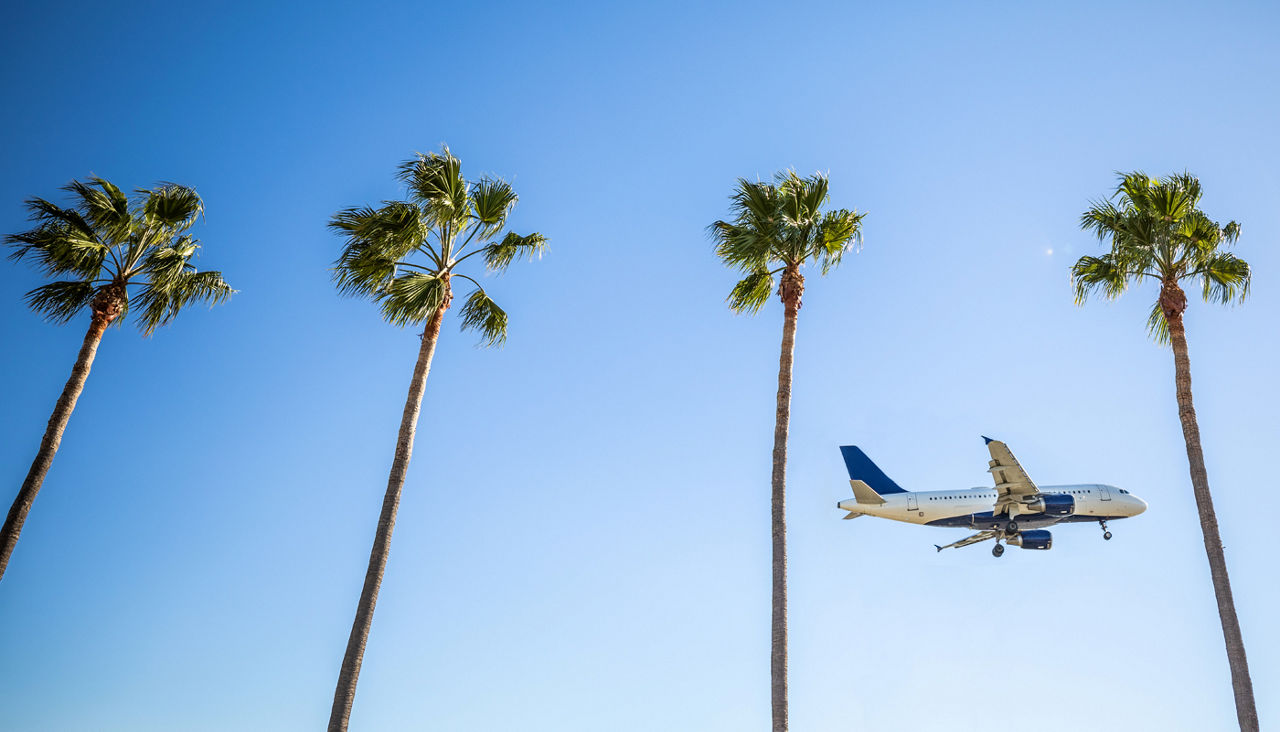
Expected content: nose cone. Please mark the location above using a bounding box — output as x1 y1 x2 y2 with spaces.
1131 494 1148 516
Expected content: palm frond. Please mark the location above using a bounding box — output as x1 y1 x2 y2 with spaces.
1145 183 1192 224
333 246 399 297
140 238 197 289
710 221 772 271
1070 255 1128 304
330 202 429 261
64 178 132 243
378 272 447 327
6 224 108 278
329 205 379 235
458 288 508 347
813 208 864 274
1114 171 1153 208
1179 210 1222 252
1195 252 1250 305
24 281 97 323
133 270 235 335
729 179 782 239
1145 300 1171 344
483 231 547 272
777 171 829 228
727 269 774 314
1163 171 1202 206
1220 220 1241 244
469 177 518 237
1079 199 1126 243
397 148 468 227
23 197 98 241
141 182 204 229
712 179 783 271
331 202 432 296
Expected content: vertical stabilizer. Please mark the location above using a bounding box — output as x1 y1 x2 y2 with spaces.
839 446 907 495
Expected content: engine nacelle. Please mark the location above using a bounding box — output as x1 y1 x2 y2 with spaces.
1026 493 1074 517
1008 530 1052 550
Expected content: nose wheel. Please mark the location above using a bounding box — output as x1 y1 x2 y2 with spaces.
1099 520 1112 541
991 543 1005 558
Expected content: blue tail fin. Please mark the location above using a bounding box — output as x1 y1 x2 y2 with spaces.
839 446 907 495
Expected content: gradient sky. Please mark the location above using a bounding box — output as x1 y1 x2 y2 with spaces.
2 2 1278 730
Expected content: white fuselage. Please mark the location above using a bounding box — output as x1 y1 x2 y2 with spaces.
838 483 1147 529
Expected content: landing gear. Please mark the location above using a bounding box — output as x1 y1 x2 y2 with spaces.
992 543 1005 558
1005 520 1019 533
1099 520 1112 541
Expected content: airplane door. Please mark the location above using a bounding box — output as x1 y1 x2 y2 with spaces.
1099 485 1112 502
907 494 918 511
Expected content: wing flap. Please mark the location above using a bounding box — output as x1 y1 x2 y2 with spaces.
934 530 998 552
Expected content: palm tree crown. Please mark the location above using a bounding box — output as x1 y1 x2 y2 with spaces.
711 171 865 311
7 177 233 333
1072 171 1249 338
330 146 546 343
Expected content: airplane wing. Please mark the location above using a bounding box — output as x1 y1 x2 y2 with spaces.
984 436 1040 516
934 530 998 552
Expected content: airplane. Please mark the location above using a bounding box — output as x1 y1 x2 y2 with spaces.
835 437 1147 557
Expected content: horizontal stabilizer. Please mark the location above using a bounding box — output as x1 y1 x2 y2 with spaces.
848 479 886 505
842 511 864 520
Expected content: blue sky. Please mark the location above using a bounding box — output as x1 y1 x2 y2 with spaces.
1 1 1277 729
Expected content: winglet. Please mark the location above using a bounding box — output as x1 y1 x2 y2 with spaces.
982 435 995 445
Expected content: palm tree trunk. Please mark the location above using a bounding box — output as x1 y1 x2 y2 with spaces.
1163 285 1258 732
328 301 448 732
771 268 803 732
0 314 110 583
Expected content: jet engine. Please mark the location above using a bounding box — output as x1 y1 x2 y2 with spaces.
1026 493 1074 517
1007 530 1052 550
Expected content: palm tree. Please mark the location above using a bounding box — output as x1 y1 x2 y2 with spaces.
326 146 546 732
711 172 864 732
2 178 232 583
1072 171 1257 731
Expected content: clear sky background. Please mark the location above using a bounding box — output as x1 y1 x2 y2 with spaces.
1 2 1277 730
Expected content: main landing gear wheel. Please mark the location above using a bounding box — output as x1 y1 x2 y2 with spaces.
992 544 1005 558
1005 520 1019 533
